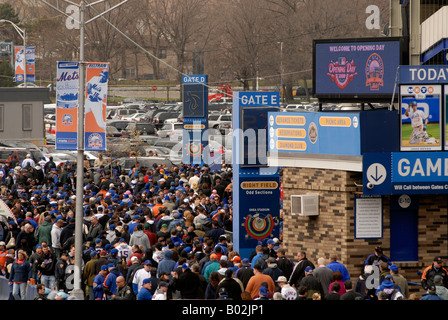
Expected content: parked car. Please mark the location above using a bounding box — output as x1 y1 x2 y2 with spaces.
106 125 122 137
152 111 182 129
122 122 157 138
106 120 132 132
217 121 232 135
157 122 184 138
208 113 232 129
126 113 147 122
120 110 146 121
106 107 145 120
0 147 45 165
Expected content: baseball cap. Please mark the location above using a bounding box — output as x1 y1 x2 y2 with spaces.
388 264 398 272
305 266 313 273
276 276 288 283
434 256 443 263
259 286 268 296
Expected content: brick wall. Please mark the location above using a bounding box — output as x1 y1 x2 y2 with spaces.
281 166 448 297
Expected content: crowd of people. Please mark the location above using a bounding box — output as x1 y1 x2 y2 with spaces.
0 153 447 301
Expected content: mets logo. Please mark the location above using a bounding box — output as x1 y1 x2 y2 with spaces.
365 53 384 91
62 114 73 126
87 133 103 149
327 57 358 89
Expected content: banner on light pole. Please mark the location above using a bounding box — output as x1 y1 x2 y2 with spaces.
56 61 80 151
14 46 35 83
84 62 109 151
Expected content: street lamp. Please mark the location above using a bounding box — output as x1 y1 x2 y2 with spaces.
0 19 27 87
278 41 284 102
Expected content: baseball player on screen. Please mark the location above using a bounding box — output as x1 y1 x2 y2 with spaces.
405 100 438 144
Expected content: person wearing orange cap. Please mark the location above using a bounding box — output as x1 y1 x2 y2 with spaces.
203 253 220 282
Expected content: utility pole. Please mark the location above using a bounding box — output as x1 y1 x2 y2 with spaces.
72 0 86 300
40 0 129 300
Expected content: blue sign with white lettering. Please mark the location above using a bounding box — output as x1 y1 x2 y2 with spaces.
399 65 448 84
183 75 208 118
364 152 448 195
233 91 281 259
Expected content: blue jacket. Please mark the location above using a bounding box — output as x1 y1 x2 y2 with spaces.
421 293 444 300
137 287 153 300
156 250 176 278
93 274 106 300
103 268 122 296
9 259 32 283
251 253 263 268
375 279 401 296
326 261 350 282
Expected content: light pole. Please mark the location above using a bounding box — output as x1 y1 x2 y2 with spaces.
0 19 27 87
278 41 284 103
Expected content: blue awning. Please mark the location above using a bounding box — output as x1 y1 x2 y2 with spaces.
421 38 448 64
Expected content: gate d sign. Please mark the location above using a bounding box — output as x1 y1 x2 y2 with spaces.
367 163 387 185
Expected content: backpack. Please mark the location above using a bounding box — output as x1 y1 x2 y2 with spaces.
383 288 404 300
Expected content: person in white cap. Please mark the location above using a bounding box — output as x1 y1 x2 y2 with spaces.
21 154 35 168
276 276 297 300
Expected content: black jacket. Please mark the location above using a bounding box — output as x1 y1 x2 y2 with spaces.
289 258 315 288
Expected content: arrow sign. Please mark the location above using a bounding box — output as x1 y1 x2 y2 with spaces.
367 163 387 185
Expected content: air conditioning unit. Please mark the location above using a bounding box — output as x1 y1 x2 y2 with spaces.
291 194 319 216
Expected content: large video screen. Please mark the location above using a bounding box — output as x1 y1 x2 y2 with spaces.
313 37 403 100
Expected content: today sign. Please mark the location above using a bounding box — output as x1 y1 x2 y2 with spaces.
399 65 448 84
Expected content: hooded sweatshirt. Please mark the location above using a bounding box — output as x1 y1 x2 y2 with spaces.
156 250 176 278
129 230 151 251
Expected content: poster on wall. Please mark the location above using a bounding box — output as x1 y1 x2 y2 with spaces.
84 62 109 151
400 85 442 151
355 195 383 239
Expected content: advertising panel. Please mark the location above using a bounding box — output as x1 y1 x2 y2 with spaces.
14 46 35 83
56 61 79 150
84 62 109 151
268 111 361 156
313 38 402 100
400 85 442 151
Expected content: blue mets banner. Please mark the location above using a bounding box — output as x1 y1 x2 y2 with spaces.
56 61 79 150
